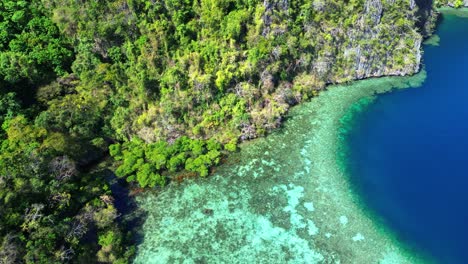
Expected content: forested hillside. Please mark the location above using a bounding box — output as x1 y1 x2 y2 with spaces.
0 0 437 263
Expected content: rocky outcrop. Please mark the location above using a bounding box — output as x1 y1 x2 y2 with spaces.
316 0 422 82
227 0 426 141
415 0 437 33
339 18 422 80
365 0 384 25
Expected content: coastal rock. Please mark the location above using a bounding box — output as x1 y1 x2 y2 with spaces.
365 0 383 24
263 0 424 83
317 1 423 83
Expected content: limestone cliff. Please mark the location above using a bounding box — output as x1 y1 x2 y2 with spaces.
263 0 423 85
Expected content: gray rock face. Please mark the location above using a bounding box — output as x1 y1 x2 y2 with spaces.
365 0 384 24
262 0 423 85
339 28 422 80
321 2 422 82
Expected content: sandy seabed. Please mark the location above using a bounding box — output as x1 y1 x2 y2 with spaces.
133 71 429 264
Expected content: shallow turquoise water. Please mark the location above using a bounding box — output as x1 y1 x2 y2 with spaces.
346 11 468 264
134 71 427 263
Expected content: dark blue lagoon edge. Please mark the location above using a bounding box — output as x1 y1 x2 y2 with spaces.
344 11 468 264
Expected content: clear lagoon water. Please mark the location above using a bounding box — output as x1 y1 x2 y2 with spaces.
346 11 468 264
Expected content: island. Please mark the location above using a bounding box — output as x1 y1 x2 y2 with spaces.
0 1 463 263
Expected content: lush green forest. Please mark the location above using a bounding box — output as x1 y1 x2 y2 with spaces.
0 0 444 263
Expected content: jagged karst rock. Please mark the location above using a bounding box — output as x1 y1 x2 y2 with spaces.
365 0 384 24
262 0 423 88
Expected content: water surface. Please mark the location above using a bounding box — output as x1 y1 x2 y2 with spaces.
346 11 468 264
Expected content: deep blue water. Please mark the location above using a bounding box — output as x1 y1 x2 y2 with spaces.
347 13 468 264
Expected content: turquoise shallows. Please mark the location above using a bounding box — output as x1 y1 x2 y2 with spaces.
133 71 427 263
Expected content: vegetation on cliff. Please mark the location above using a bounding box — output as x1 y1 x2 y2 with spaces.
435 0 468 8
0 0 431 263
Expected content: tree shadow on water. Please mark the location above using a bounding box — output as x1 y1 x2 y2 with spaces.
104 169 149 252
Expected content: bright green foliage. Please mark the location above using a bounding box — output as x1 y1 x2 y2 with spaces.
0 0 72 86
99 230 118 248
110 136 222 187
454 0 465 8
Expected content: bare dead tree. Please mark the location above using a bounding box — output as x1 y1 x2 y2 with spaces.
260 70 275 93
230 82 244 98
49 192 71 209
57 247 75 262
23 204 45 225
28 152 43 175
66 204 97 240
271 46 282 60
21 203 46 231
0 234 20 264
66 221 87 240
49 156 77 182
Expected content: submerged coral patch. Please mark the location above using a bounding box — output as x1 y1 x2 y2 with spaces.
424 34 441 46
134 72 428 263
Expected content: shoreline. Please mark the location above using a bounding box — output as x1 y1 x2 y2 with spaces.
131 7 468 264
334 9 468 263
334 72 434 263
292 70 429 263
133 71 429 263
437 7 468 17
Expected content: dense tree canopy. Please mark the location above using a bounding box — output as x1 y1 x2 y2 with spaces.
0 0 73 89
